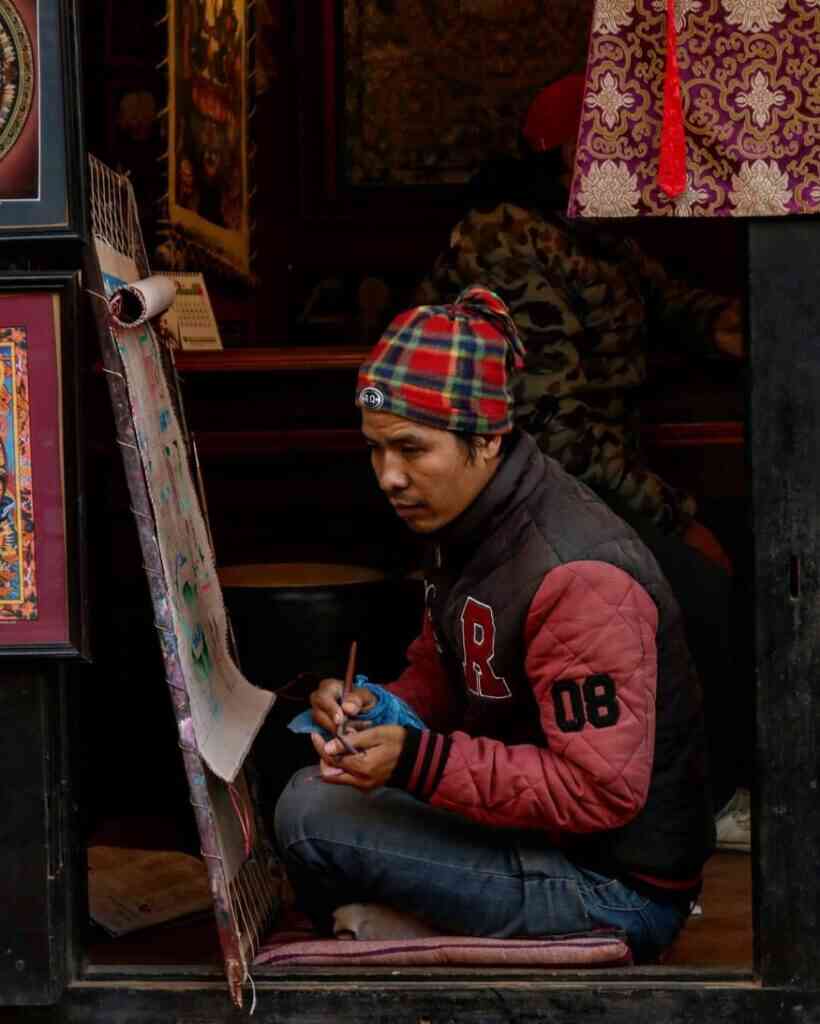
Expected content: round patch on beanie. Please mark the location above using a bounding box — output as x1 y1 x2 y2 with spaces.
358 385 385 411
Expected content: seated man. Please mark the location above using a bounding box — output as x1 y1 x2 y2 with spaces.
417 75 749 845
274 287 715 964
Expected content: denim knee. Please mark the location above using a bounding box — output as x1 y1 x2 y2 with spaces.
578 875 686 962
273 766 321 855
273 765 366 856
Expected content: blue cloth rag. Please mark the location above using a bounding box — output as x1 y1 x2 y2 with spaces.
287 674 427 740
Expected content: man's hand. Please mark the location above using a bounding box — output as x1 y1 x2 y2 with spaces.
309 676 377 735
714 299 744 359
310 726 406 792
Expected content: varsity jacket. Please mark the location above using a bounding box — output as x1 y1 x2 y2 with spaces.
388 430 715 897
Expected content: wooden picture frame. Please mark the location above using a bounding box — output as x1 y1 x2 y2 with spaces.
0 272 87 658
0 0 86 243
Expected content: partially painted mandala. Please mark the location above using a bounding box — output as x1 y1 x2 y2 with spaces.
0 1 34 162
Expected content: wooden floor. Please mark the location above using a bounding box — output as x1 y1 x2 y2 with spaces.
86 848 753 972
665 851 753 968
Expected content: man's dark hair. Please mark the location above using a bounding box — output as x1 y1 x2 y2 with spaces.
456 432 514 463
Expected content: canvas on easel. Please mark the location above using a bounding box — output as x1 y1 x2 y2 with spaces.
85 155 278 1009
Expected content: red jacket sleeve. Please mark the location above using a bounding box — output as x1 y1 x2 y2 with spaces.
387 614 461 734
392 561 658 837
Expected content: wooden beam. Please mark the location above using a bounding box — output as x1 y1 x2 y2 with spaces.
749 220 820 988
174 347 368 374
0 668 69 1006
190 422 744 460
15 980 820 1023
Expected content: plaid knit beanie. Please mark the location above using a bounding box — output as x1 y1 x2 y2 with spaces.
356 286 525 434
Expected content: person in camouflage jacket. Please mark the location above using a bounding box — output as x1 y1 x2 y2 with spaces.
418 73 742 549
420 201 741 540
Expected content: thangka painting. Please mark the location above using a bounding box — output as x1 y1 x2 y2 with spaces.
0 0 39 200
0 287 80 656
343 0 595 186
0 328 35 619
95 238 272 781
167 0 251 278
569 0 820 218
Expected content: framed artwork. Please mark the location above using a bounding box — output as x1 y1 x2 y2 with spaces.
342 0 593 187
296 0 593 223
166 0 253 280
0 0 85 241
0 272 87 658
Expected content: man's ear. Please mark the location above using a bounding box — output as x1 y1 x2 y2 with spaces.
476 435 503 460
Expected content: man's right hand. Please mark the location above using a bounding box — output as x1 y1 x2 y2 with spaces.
309 676 378 735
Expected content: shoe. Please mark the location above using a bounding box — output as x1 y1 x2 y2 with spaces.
333 903 441 941
715 787 751 852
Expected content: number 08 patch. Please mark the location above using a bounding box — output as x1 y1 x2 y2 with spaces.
552 674 620 732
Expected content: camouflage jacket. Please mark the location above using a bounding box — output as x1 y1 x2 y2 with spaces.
421 202 733 534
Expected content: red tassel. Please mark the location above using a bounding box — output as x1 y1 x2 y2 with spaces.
659 0 686 198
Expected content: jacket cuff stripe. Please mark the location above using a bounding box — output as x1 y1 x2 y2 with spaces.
412 731 439 798
419 734 444 799
426 734 452 797
387 730 453 800
387 726 422 791
407 730 431 794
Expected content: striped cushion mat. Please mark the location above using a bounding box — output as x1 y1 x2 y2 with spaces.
254 931 632 968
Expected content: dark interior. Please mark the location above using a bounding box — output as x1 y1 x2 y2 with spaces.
74 0 755 978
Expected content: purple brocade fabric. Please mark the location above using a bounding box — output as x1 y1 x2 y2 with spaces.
568 0 820 218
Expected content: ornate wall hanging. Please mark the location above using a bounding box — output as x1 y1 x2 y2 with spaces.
165 0 254 280
569 0 820 218
0 0 37 196
0 274 86 657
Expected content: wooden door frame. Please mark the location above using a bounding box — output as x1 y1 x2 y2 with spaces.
3 222 820 1021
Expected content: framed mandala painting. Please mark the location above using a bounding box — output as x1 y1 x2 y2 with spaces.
0 273 87 657
0 0 85 241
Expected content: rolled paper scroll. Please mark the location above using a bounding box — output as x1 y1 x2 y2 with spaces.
108 275 178 329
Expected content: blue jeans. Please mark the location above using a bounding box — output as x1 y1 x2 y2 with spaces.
274 767 689 963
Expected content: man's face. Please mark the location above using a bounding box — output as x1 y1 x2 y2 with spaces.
362 409 502 534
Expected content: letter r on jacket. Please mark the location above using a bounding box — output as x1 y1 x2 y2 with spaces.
461 597 511 699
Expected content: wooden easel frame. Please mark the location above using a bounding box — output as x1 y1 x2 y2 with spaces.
82 158 278 1009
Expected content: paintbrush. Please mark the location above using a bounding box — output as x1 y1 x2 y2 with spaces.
335 640 359 756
